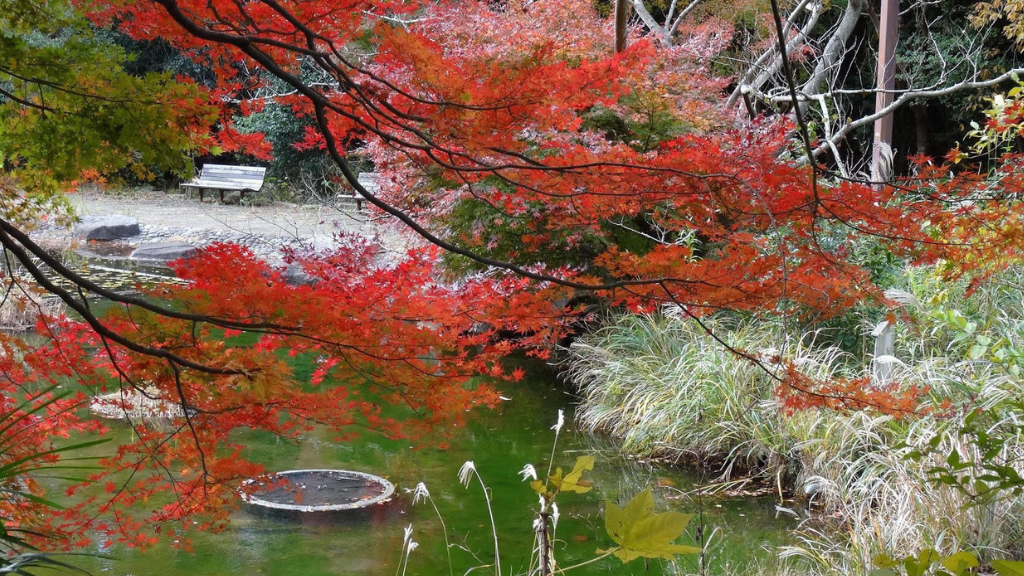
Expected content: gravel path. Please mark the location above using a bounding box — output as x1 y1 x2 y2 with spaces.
32 191 416 266
69 191 371 244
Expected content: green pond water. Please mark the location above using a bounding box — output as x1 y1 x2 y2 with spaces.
36 255 797 575
67 374 796 576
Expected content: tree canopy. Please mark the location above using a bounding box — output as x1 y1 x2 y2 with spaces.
1 0 1024 552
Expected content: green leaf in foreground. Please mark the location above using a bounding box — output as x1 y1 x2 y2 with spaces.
941 551 978 575
993 559 1024 576
603 486 701 562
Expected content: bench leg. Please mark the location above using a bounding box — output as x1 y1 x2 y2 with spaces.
199 189 205 202
219 189 225 203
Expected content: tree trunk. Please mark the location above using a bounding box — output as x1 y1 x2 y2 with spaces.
614 0 630 53
912 104 929 156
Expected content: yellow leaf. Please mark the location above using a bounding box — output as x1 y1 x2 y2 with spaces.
548 455 594 494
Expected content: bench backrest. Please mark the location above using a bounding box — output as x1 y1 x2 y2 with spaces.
356 172 380 194
199 164 267 189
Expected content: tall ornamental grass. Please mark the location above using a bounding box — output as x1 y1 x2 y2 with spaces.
565 267 1024 574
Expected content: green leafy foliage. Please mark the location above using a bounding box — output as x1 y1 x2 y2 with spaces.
993 559 1024 576
872 549 977 576
906 294 1024 503
0 0 216 226
602 486 701 563
581 93 688 153
966 79 1024 159
910 399 1024 504
442 195 606 274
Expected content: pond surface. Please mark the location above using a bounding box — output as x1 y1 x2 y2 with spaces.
38 248 186 294
68 377 795 576
47 254 796 575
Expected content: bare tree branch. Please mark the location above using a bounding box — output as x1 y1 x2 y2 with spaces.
725 0 820 109
798 0 866 115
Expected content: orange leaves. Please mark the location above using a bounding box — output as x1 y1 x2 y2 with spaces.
38 0 1024 555
10 239 574 548
775 364 931 417
213 123 273 161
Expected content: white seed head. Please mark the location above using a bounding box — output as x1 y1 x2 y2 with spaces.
403 524 413 545
551 409 565 433
458 461 476 488
519 464 538 481
551 503 560 530
407 541 419 553
412 482 430 505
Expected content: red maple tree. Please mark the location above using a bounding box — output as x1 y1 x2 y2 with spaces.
0 0 1021 548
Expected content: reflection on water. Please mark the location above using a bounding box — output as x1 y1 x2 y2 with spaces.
39 251 185 295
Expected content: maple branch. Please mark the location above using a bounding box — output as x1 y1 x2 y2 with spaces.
154 0 537 173
0 86 58 113
0 65 187 107
145 0 1004 325
156 0 753 194
144 2 756 294
311 102 741 292
167 361 212 483
0 218 300 333
658 283 924 415
0 225 244 376
657 284 783 384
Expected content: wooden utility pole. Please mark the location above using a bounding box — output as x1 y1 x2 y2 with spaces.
872 0 900 182
614 0 630 53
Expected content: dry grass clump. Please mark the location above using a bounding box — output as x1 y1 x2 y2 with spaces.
565 312 789 478
566 267 1024 575
0 283 63 331
566 309 861 484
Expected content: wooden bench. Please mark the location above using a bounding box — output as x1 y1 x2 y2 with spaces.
342 172 377 211
180 164 267 203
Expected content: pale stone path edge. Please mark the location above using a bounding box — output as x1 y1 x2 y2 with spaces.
71 191 372 246
30 191 419 266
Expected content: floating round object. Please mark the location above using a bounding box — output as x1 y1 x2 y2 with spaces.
241 469 394 512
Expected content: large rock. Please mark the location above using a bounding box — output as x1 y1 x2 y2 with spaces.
74 216 140 240
130 242 199 263
280 262 318 286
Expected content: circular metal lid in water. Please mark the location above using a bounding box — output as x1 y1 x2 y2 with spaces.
241 469 394 512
